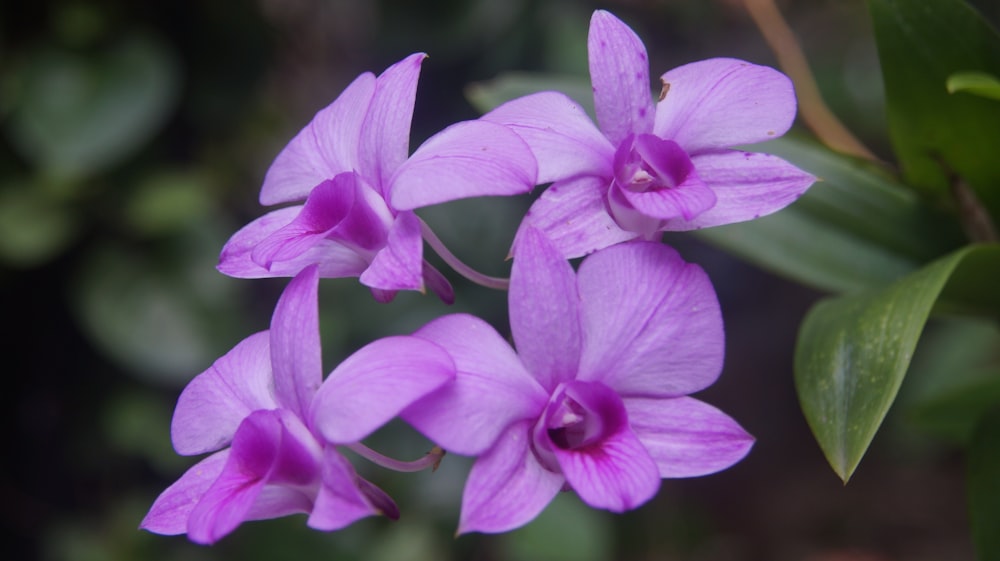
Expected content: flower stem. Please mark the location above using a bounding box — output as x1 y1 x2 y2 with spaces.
346 442 446 473
743 0 880 162
419 218 511 291
947 169 999 243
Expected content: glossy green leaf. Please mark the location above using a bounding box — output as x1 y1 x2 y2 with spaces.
870 0 1000 217
795 244 1000 482
5 35 179 180
968 408 1000 561
947 71 1000 100
695 136 965 294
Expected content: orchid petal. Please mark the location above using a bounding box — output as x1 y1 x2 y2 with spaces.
550 384 659 512
576 241 724 396
458 420 564 534
404 314 547 455
482 91 614 184
328 175 394 253
254 409 323 487
217 207 369 280
308 448 381 531
660 150 816 230
185 471 262 544
260 73 376 205
421 261 455 305
359 53 425 193
227 412 329 525
588 10 654 145
355 476 400 521
171 332 275 455
186 409 321 544
311 335 455 444
251 178 355 269
219 207 298 276
369 287 397 303
510 227 582 391
613 178 716 224
613 135 717 223
359 211 424 293
243 486 315 523
270 266 322 418
555 424 659 512
653 58 796 153
615 134 691 188
605 186 662 237
185 410 280 544
625 396 754 478
388 120 537 211
140 449 230 535
518 176 637 259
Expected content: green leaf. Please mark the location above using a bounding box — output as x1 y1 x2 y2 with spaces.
947 70 1000 100
909 369 1000 444
968 408 1000 561
5 35 180 180
466 72 593 117
795 243 1000 481
903 319 1000 444
870 0 1000 218
694 135 965 293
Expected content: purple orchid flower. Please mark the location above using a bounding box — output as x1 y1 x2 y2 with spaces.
218 53 538 302
483 10 815 258
401 227 753 533
140 265 455 544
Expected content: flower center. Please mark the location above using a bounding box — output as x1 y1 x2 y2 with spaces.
613 133 692 194
605 133 716 234
531 381 627 472
545 393 602 450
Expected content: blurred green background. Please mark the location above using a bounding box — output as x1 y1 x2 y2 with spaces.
3 1 996 560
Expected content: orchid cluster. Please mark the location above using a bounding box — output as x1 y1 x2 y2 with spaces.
141 10 814 544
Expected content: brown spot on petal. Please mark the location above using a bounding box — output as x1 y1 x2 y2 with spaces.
767 130 776 136
659 80 671 101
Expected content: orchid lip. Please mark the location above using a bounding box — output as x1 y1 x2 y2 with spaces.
605 133 718 232
613 133 692 194
546 392 602 450
530 381 622 473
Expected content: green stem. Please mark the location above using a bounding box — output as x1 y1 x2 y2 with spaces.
743 0 880 162
346 442 446 473
419 218 510 291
